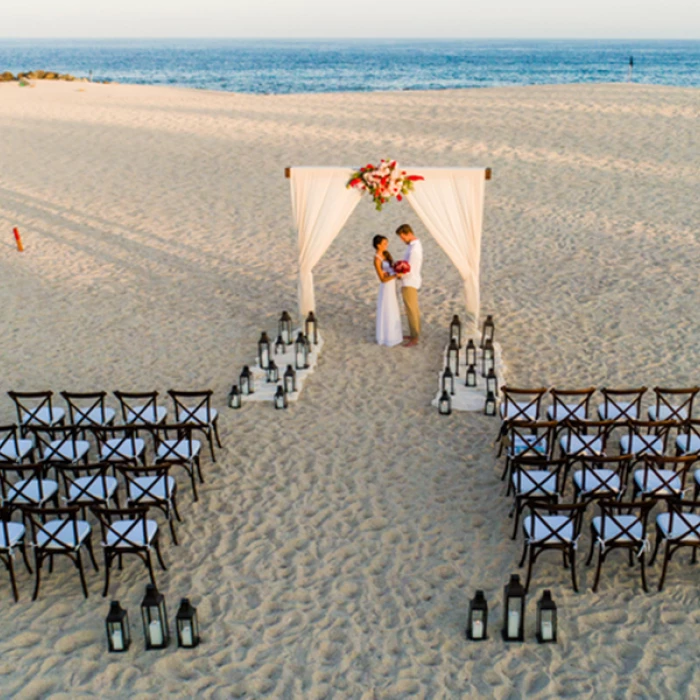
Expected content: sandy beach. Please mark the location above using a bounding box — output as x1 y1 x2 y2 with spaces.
0 80 699 699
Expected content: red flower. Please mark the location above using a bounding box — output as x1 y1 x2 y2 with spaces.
397 194 403 202
407 175 424 182
349 178 362 187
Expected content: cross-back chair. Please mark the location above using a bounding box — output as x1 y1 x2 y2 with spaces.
0 463 59 513
519 500 587 592
23 504 98 599
647 386 699 424
559 419 615 480
619 419 673 470
116 464 181 545
501 419 556 487
497 386 548 460
93 425 147 467
57 462 120 517
114 391 167 428
597 387 647 425
60 391 116 433
0 424 35 464
675 418 700 458
546 387 596 424
92 505 166 596
0 506 32 602
571 454 630 504
632 454 697 503
585 499 655 592
168 389 222 462
153 424 203 502
27 425 91 475
651 497 700 591
7 391 65 437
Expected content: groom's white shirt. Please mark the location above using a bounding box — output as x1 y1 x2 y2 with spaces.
402 239 423 290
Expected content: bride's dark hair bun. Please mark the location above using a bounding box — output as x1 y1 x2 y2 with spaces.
372 235 386 249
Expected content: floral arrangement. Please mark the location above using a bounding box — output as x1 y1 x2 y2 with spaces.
347 159 424 211
393 260 411 274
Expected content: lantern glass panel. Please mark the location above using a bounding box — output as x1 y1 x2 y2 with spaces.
467 590 488 641
485 390 497 416
448 338 460 377
438 391 452 415
258 332 271 370
176 599 200 648
442 367 455 396
450 315 462 347
481 315 495 348
141 585 169 649
279 311 293 345
274 387 288 409
537 590 557 643
502 575 525 642
284 366 296 394
267 361 279 383
106 601 130 652
228 386 241 409
275 335 285 355
466 365 476 387
305 312 318 345
466 339 476 366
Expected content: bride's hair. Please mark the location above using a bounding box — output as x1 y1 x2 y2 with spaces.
372 235 393 264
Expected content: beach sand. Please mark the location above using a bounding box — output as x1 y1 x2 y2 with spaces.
0 80 699 699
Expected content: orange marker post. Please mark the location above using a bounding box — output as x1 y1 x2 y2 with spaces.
13 227 24 252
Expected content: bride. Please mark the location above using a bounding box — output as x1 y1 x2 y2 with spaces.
372 235 403 347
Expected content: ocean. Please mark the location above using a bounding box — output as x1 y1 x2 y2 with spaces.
0 39 698 94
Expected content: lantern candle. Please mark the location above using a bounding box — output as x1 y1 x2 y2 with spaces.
149 620 163 646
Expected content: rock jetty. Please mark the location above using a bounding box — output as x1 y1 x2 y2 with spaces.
0 71 110 83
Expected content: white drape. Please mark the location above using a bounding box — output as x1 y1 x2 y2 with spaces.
406 168 485 334
290 167 362 317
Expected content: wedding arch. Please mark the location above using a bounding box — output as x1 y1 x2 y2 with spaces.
285 165 491 334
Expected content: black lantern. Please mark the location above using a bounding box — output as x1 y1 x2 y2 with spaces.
274 335 285 355
466 339 477 367
485 390 497 416
274 386 288 409
536 590 557 643
481 338 495 378
284 364 297 395
279 311 293 345
450 314 462 348
465 364 477 388
481 315 495 348
466 590 488 641
141 584 169 650
295 332 309 370
227 385 241 409
176 598 200 648
502 574 526 642
258 331 271 370
442 366 455 396
447 337 460 377
239 366 254 395
438 390 452 415
486 368 498 397
305 311 319 345
106 600 131 653
266 359 279 383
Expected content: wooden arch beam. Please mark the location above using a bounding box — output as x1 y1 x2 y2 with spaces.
284 167 492 180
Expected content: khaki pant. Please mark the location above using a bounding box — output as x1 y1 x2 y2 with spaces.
402 286 421 339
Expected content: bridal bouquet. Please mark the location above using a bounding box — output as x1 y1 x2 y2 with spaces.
393 260 411 274
347 159 424 211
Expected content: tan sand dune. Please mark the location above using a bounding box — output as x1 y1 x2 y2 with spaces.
0 80 699 698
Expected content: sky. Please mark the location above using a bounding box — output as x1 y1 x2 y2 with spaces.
1 0 699 39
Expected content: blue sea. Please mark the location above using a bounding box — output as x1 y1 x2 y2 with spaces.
0 39 698 94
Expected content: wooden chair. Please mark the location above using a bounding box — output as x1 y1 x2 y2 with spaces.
650 497 700 591
496 387 548 461
519 500 586 592
647 386 699 424
571 455 630 504
92 425 147 467
7 391 65 437
619 419 673 470
597 387 647 425
0 463 59 513
153 424 203 502
559 419 615 481
27 425 91 475
585 500 655 592
509 457 566 539
114 391 167 428
168 389 222 462
501 419 556 487
57 462 120 517
60 391 116 432
92 505 166 596
116 464 181 545
675 418 700 457
0 425 35 464
632 455 696 503
23 505 98 599
0 506 32 602
546 387 596 424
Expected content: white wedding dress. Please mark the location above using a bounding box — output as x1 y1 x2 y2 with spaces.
376 257 403 347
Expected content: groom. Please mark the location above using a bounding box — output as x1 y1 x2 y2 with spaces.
396 223 423 347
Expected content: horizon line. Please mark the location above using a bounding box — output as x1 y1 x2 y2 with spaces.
1 36 699 41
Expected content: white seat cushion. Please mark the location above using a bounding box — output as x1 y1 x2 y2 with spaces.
182 407 218 424
559 435 604 455
126 406 167 425
511 470 557 496
74 407 116 425
100 438 146 461
676 434 700 455
68 476 119 502
547 404 586 421
522 515 574 543
648 405 688 422
36 519 91 549
0 438 34 462
7 478 58 505
597 402 638 421
620 434 664 456
0 521 25 549
591 515 643 543
43 439 91 462
572 469 621 495
157 440 201 460
500 402 538 420
106 519 158 547
634 469 682 495
21 407 65 426
510 435 548 457
127 476 176 503
656 512 700 542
